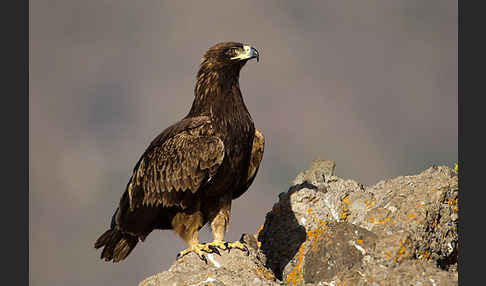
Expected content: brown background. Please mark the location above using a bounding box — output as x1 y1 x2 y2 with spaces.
30 1 457 285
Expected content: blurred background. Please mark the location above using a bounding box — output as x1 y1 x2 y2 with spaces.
30 1 457 285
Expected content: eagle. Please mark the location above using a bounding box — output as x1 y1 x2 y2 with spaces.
94 42 264 263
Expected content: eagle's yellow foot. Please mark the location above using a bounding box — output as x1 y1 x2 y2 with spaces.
176 243 217 263
204 240 228 256
224 240 250 256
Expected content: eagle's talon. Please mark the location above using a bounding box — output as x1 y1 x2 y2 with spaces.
177 243 214 262
200 254 208 264
208 245 221 256
220 240 249 255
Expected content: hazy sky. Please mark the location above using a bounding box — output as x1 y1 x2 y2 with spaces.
30 1 457 285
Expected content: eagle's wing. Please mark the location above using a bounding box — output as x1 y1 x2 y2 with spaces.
233 128 265 199
126 117 224 210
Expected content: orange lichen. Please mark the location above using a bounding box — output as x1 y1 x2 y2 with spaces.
342 196 350 205
254 224 264 248
417 250 431 261
367 216 375 223
407 213 416 219
286 221 330 285
285 243 306 285
447 198 458 213
395 245 405 261
393 238 412 263
307 221 328 253
255 224 264 237
367 214 391 224
340 196 350 221
255 266 275 280
364 198 376 209
356 239 363 245
377 217 391 224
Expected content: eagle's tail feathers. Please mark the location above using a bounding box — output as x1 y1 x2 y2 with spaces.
94 228 138 262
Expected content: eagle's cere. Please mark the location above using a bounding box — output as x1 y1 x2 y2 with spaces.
94 42 264 263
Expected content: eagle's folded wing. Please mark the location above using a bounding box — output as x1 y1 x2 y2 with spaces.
232 128 265 200
247 128 265 183
126 133 225 210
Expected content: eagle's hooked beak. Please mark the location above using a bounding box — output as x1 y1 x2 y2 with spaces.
232 45 260 63
248 46 260 63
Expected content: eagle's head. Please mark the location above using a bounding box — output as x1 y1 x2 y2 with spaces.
200 42 259 73
191 42 260 115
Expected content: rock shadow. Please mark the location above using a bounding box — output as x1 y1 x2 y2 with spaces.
257 182 314 280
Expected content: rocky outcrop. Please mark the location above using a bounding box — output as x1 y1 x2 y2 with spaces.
139 233 279 286
139 158 459 286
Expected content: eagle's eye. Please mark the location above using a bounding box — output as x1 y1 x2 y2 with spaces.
226 47 240 58
226 45 259 62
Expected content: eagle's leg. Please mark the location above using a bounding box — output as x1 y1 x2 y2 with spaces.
205 204 230 253
205 197 249 255
173 211 216 262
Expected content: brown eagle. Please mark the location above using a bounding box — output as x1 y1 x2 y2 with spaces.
94 42 264 263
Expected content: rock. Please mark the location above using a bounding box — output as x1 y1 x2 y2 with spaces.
139 159 459 286
258 159 458 285
292 158 336 186
326 260 458 286
139 233 280 286
360 165 459 272
302 223 378 283
258 159 371 283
